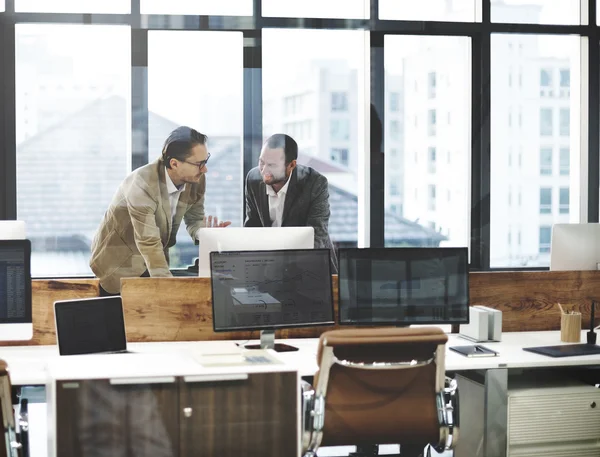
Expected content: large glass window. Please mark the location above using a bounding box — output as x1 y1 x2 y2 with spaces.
379 0 478 22
491 34 579 268
540 147 552 175
148 31 243 269
263 0 368 19
263 29 366 249
492 0 580 25
16 0 129 13
0 0 4 12
15 24 131 276
540 187 552 214
141 0 251 15
384 35 471 248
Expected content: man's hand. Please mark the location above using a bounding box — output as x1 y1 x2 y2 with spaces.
205 215 232 228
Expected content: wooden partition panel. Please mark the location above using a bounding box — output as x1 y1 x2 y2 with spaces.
120 276 340 342
3 279 99 346
17 271 600 346
469 271 600 332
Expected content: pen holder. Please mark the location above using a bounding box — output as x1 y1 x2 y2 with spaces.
561 311 582 343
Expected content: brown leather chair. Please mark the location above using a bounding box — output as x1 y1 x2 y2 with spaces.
301 327 459 457
0 360 23 457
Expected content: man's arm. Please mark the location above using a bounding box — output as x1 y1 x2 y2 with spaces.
126 183 172 277
183 193 205 241
244 173 263 227
306 175 331 249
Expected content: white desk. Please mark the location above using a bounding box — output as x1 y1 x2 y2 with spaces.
3 330 600 457
3 330 599 385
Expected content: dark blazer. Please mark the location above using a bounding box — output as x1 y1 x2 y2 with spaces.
244 164 333 251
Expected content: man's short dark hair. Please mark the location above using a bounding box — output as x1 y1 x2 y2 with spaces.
265 133 298 165
161 126 207 169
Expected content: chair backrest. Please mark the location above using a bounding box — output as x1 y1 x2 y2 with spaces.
313 327 448 448
0 360 20 457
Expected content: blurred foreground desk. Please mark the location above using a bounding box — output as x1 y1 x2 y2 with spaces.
3 332 600 457
43 348 298 457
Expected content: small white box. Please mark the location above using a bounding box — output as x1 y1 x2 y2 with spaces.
459 307 489 342
475 306 502 342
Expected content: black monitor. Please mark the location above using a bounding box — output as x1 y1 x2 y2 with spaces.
338 247 469 326
210 249 334 352
0 239 33 341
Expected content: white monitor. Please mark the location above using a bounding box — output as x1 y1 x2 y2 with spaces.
197 227 315 277
550 223 600 271
0 221 25 240
0 239 33 341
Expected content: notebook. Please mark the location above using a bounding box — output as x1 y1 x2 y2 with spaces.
54 296 132 356
523 344 600 358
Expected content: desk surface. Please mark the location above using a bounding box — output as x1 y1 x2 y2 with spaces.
2 331 600 386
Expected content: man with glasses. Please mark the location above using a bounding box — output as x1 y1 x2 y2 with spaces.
244 133 334 262
90 126 230 296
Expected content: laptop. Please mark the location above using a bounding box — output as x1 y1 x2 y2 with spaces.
54 296 133 356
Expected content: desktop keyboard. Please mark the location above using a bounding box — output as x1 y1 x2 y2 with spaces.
243 355 273 364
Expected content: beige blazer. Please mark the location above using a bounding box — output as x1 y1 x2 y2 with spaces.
90 159 205 293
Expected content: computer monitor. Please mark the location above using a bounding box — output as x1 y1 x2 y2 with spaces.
210 248 333 351
0 240 33 341
198 227 314 277
550 223 600 270
0 221 25 240
338 247 469 326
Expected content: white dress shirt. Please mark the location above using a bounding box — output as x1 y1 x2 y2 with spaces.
164 167 185 222
266 178 291 227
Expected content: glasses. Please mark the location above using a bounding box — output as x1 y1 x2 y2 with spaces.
181 153 210 169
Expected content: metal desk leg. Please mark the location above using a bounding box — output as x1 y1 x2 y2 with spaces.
484 368 508 457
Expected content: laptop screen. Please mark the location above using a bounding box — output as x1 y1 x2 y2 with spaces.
54 297 127 355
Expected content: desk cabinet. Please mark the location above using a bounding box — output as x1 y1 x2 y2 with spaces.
48 372 298 457
455 372 600 457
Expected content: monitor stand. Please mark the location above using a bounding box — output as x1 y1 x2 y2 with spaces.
244 330 299 353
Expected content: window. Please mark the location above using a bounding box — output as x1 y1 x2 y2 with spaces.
428 184 436 211
379 0 477 21
142 0 251 15
330 118 350 141
540 68 552 87
540 188 552 214
0 0 5 11
559 108 570 136
263 0 367 19
560 69 570 87
428 72 436 99
560 147 570 176
263 29 365 250
428 146 436 173
389 120 400 141
540 108 553 136
540 147 552 176
492 1 580 25
428 109 436 136
539 226 552 254
389 92 400 112
331 92 348 112
16 24 131 276
389 181 400 196
384 35 470 248
16 0 129 13
330 148 349 166
559 188 569 214
148 31 243 268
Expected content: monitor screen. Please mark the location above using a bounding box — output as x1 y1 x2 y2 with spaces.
0 239 32 324
198 227 314 277
550 223 600 270
338 247 469 325
210 249 334 331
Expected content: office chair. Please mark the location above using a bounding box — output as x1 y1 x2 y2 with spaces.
301 327 459 457
0 360 26 457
